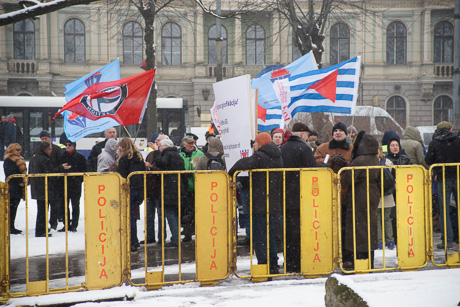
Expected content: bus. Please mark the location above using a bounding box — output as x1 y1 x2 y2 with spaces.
0 96 186 159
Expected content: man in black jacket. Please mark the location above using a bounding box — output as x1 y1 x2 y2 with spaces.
425 121 460 249
229 132 283 274
281 122 316 272
58 140 87 232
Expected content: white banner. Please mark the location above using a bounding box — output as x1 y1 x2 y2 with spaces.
213 75 253 172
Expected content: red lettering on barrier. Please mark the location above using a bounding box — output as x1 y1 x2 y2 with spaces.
409 237 414 246
101 220 104 231
407 174 413 183
211 182 218 190
100 257 106 266
410 227 413 236
315 209 318 219
213 215 216 225
210 261 217 270
98 185 105 194
313 199 319 207
210 193 218 202
313 220 320 229
408 249 415 257
211 226 217 236
213 237 216 248
312 188 319 197
211 204 218 213
99 269 107 279
99 233 106 242
314 242 319 251
408 195 413 204
313 254 321 262
101 245 105 254
98 197 106 206
312 177 318 185
211 249 216 258
99 209 106 218
315 231 318 241
409 206 412 215
408 216 414 225
407 185 414 193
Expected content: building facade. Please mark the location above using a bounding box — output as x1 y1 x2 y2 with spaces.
0 0 455 139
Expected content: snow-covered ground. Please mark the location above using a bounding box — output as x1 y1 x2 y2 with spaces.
2 162 460 306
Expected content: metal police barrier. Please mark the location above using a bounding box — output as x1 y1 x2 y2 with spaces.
126 170 232 289
337 165 429 274
0 173 127 300
232 168 337 282
428 163 460 267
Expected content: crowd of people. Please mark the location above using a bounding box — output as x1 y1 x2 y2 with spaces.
3 117 460 271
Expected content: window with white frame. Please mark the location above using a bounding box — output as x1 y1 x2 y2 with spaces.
161 22 181 66
246 24 265 65
208 24 228 64
330 23 350 65
434 21 453 63
386 21 406 65
434 95 453 124
386 95 406 127
14 19 35 60
123 21 143 65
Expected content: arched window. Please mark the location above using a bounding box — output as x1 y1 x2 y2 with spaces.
161 22 181 66
434 95 453 124
246 24 265 65
123 21 143 65
386 96 406 127
386 21 406 65
208 24 228 64
14 19 35 60
434 21 453 63
330 23 350 65
64 18 85 63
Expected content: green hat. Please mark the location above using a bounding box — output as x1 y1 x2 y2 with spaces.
437 121 452 130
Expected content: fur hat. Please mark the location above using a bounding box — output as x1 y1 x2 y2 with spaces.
255 132 272 148
291 123 311 132
332 122 347 135
437 121 452 131
39 130 51 138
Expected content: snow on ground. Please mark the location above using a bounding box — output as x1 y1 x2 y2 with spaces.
2 162 460 306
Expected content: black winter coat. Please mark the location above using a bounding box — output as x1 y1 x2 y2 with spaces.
3 157 24 199
228 143 283 215
29 150 56 200
153 147 186 207
59 150 87 197
425 130 460 179
281 135 316 211
117 152 146 191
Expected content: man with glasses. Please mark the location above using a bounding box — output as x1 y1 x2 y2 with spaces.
58 140 87 232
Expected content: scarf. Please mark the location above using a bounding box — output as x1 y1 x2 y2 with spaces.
328 138 350 150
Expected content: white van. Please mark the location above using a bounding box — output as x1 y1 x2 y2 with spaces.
415 126 437 148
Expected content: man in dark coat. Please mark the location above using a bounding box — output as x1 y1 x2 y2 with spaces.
152 138 186 247
281 122 316 272
4 114 17 147
425 121 460 249
58 140 87 232
229 132 283 274
29 142 70 237
0 115 6 160
341 131 380 269
39 130 64 229
87 127 117 172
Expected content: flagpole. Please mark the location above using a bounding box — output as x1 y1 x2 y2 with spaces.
122 126 132 138
133 124 142 142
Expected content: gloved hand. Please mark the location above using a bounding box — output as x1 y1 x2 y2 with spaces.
330 154 348 167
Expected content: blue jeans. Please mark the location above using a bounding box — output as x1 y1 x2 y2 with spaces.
130 189 144 246
252 213 278 266
437 180 457 243
165 206 179 245
240 187 250 239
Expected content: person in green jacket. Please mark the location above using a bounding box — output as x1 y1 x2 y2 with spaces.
179 135 204 242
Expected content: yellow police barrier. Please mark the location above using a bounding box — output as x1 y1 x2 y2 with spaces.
428 163 460 268
126 170 232 289
338 165 429 274
0 173 127 300
233 168 337 281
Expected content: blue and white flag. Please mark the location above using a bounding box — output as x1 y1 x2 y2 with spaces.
252 51 317 110
63 59 120 142
285 56 361 122
257 105 283 132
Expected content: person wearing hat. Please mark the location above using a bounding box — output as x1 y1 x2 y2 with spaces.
38 129 66 229
314 121 353 173
179 134 204 242
308 130 320 152
58 140 87 232
228 132 283 274
87 127 117 172
4 114 17 148
426 121 460 249
347 125 358 144
281 122 316 272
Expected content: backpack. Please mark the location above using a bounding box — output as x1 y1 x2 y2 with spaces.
205 152 226 171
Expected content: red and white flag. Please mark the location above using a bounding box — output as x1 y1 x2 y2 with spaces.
54 69 155 126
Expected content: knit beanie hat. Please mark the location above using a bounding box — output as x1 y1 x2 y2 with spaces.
255 132 272 148
332 122 347 135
